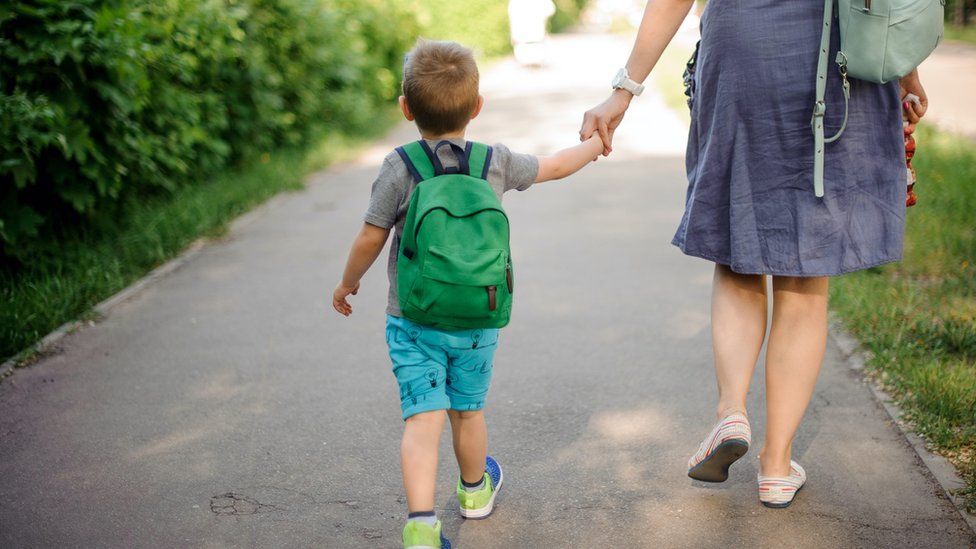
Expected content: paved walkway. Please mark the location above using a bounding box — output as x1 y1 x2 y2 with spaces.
922 41 976 141
1 32 974 549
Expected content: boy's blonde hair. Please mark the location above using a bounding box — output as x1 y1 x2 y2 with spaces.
402 39 480 136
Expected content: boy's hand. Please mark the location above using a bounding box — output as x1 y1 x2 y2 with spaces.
333 282 360 316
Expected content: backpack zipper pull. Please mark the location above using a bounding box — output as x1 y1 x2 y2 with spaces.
506 262 513 293
487 286 497 311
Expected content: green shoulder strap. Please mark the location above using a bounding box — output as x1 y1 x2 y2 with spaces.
396 140 491 183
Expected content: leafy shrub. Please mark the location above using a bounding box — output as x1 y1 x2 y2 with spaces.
1 2 151 261
412 0 512 57
411 0 591 56
0 0 417 267
550 0 591 33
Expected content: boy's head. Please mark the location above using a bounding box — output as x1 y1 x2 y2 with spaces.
401 39 481 136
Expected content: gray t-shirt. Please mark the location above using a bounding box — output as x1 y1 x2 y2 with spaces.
364 138 539 317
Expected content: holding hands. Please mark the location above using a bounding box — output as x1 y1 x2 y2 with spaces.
579 89 634 157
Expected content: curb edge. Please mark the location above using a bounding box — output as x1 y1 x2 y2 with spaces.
0 240 206 381
829 318 976 535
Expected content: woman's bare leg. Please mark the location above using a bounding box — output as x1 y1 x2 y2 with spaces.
711 264 768 420
759 275 829 476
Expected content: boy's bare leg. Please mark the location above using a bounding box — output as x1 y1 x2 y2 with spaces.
759 275 828 477
401 410 447 512
711 264 767 420
447 409 488 484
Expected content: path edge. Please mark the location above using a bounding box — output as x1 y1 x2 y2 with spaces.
0 240 207 382
829 317 976 535
0 187 290 382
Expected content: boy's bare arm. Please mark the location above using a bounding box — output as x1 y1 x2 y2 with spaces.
333 222 391 316
534 135 603 183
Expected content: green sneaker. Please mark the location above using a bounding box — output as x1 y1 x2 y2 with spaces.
402 519 451 549
456 455 503 519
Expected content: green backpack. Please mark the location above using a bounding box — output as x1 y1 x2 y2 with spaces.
395 140 513 331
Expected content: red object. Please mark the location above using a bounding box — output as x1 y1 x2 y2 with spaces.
904 126 917 207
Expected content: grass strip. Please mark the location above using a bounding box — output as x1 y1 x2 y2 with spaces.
830 125 976 511
1 118 396 365
945 25 976 45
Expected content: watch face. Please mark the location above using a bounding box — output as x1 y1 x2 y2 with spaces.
613 68 627 87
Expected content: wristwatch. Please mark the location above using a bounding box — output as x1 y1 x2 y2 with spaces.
612 68 644 96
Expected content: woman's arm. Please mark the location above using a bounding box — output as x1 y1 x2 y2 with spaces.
580 0 696 155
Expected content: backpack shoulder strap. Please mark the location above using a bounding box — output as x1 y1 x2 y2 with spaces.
395 141 437 184
811 0 850 199
396 141 493 184
466 142 493 180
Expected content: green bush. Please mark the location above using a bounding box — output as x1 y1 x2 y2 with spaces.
1 2 151 261
409 0 591 58
0 0 416 267
413 0 512 57
550 0 590 33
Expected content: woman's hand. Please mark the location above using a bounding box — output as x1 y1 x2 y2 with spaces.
899 68 928 133
580 89 633 156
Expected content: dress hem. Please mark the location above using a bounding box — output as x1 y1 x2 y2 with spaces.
671 240 902 278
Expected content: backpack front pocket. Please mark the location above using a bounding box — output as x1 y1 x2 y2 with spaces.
413 246 508 319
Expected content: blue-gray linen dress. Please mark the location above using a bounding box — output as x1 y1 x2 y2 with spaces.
672 0 906 276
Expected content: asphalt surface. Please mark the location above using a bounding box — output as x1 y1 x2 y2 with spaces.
1 32 974 548
922 41 976 141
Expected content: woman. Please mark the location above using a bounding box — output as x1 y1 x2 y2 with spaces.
581 0 928 508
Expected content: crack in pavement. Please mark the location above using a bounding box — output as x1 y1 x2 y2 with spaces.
210 492 281 515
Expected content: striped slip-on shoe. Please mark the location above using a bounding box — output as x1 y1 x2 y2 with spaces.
687 412 751 482
758 460 807 508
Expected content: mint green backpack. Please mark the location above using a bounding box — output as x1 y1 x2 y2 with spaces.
395 140 513 331
811 0 944 197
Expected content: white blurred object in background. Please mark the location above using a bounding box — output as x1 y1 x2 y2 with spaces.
509 0 556 66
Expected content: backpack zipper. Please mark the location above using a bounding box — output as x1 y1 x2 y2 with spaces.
487 286 497 311
412 206 507 241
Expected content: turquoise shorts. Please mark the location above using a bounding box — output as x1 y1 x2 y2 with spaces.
386 315 498 420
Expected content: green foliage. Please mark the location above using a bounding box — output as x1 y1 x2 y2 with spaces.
945 0 976 27
412 0 512 57
944 23 976 44
407 0 591 58
550 0 590 33
1 1 149 259
830 126 976 511
0 0 417 266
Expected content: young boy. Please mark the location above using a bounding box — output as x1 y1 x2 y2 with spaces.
332 39 603 549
